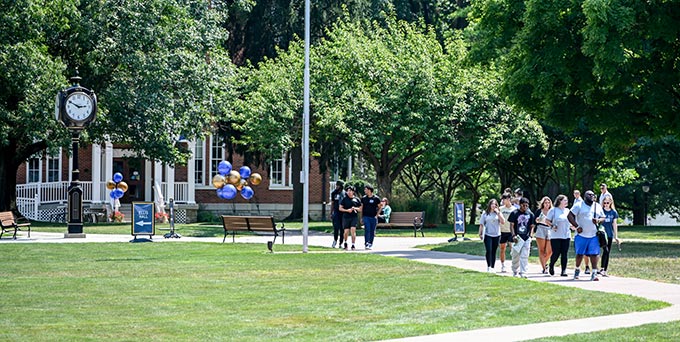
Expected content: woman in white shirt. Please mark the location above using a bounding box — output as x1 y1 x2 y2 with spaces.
545 195 573 276
479 199 505 273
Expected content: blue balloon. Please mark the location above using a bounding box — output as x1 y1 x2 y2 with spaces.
218 161 232 176
241 186 254 200
223 184 237 200
216 188 227 199
114 188 125 199
109 191 117 200
113 172 123 183
239 166 251 179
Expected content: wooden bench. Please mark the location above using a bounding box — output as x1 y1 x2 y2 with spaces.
221 215 285 245
376 211 425 237
0 211 31 240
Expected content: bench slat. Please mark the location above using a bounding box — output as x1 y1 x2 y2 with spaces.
376 211 425 237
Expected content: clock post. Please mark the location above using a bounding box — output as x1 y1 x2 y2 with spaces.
57 72 97 238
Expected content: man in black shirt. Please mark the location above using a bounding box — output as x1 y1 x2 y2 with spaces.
361 184 382 250
339 185 362 250
330 181 345 248
508 197 535 278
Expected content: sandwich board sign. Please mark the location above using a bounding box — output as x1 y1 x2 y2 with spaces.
454 202 465 235
131 202 155 241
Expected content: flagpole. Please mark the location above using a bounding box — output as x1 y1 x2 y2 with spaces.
302 0 311 253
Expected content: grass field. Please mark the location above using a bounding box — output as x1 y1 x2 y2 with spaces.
423 239 680 284
0 243 667 341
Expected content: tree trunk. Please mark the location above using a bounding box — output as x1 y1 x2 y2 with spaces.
285 145 303 221
0 155 20 213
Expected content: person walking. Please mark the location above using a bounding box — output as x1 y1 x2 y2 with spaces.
599 183 613 206
600 197 620 276
568 190 605 281
479 198 505 273
378 198 391 224
330 181 345 248
340 185 362 251
573 190 583 207
508 197 535 278
545 195 572 276
534 196 553 274
498 193 515 273
361 185 382 250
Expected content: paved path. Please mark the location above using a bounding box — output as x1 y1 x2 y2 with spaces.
6 231 680 341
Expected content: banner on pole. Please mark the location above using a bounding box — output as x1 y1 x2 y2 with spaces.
454 202 465 235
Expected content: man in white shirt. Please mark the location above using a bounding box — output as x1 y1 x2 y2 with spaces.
599 183 612 206
568 190 605 281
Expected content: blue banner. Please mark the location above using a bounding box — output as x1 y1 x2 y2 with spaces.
132 202 155 236
454 202 465 234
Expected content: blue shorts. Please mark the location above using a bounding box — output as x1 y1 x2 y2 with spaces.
574 235 600 256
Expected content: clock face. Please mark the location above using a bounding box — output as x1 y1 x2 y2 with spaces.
65 92 94 122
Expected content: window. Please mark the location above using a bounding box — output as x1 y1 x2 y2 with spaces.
194 139 204 185
47 150 61 182
269 155 292 189
27 157 41 183
210 134 224 178
270 159 284 187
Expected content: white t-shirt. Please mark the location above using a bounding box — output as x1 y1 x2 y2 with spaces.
547 207 571 239
570 201 604 238
499 205 515 233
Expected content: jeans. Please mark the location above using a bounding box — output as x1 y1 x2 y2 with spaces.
511 237 531 275
549 238 570 273
484 235 500 268
363 216 377 245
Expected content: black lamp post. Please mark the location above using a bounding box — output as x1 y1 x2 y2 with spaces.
56 71 97 237
642 183 650 227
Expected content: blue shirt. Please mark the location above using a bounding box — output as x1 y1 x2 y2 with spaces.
602 209 619 237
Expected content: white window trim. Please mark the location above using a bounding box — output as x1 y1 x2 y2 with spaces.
47 149 62 183
269 154 293 190
26 156 42 183
194 138 205 186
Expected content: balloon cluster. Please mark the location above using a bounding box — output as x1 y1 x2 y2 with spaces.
212 161 262 200
106 172 128 200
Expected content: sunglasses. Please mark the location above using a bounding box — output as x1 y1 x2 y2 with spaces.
603 202 611 204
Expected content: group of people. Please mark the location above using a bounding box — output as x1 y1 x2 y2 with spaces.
330 181 392 251
479 184 620 281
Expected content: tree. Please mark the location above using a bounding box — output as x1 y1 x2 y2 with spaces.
314 17 451 199
0 1 77 212
467 0 680 152
0 1 233 212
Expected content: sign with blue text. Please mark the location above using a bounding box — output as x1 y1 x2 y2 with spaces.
454 202 465 234
132 202 155 237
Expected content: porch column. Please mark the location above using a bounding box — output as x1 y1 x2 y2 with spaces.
104 142 113 195
154 161 163 203
165 164 175 202
187 140 196 204
144 160 152 201
91 143 102 203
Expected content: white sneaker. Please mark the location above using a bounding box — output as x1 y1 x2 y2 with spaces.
487 267 491 273
332 241 337 248
501 265 506 273
490 268 495 273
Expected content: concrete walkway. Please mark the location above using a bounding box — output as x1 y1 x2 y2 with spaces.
6 230 680 341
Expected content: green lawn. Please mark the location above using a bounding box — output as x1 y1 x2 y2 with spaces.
423 240 680 284
618 225 680 240
0 243 667 341
530 321 680 341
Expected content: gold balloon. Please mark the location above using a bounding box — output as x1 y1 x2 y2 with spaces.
236 179 247 191
117 181 129 193
106 180 116 190
250 173 262 186
212 174 226 189
227 170 241 185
